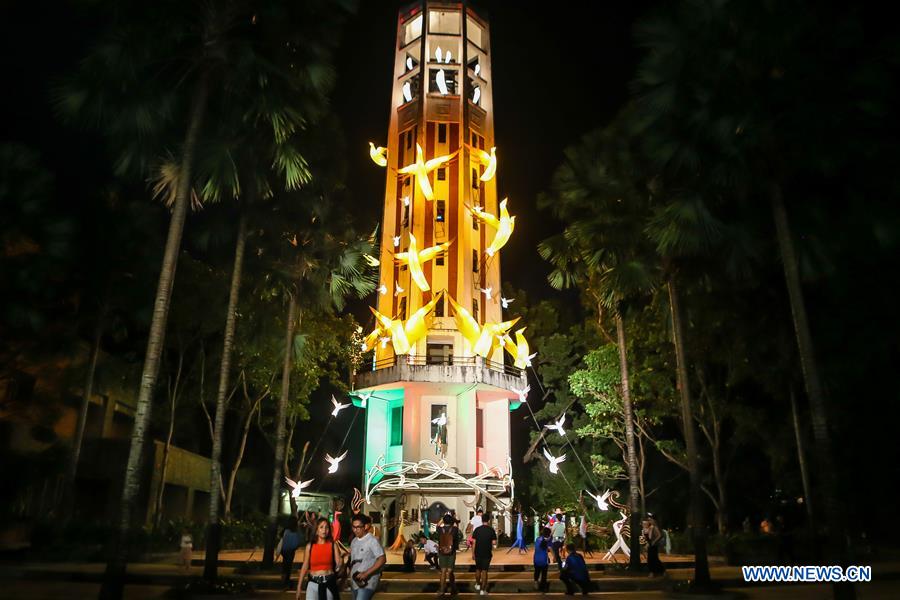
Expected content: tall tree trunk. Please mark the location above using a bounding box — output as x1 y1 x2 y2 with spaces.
615 310 642 570
154 345 184 529
789 386 815 530
100 72 209 600
223 404 255 518
224 380 267 518
263 292 297 568
64 299 107 517
638 433 647 515
667 278 710 586
203 213 247 582
710 432 727 535
772 187 852 600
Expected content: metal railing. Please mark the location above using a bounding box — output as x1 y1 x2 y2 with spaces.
363 354 523 377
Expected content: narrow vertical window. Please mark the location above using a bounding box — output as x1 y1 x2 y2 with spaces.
473 298 479 321
438 123 447 143
476 408 484 448
390 406 403 446
436 200 446 221
472 250 479 272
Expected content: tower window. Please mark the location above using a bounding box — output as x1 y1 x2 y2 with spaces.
403 14 423 45
426 342 452 365
437 168 446 181
438 123 447 143
472 168 480 189
430 404 448 452
429 69 458 95
473 298 479 321
435 295 445 316
436 255 444 266
476 408 484 448
472 250 479 272
390 406 404 446
429 10 460 35
405 54 419 73
398 296 407 318
436 200 446 221
467 16 484 48
406 130 413 149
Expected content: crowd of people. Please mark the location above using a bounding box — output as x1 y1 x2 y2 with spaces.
273 506 666 598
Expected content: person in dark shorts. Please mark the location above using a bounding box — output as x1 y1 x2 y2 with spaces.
472 513 497 595
436 513 460 596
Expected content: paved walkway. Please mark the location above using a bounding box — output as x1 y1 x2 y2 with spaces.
2 552 899 599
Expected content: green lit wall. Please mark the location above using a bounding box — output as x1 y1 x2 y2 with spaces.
361 388 405 483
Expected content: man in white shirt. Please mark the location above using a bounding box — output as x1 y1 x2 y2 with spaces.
470 509 483 531
421 535 439 569
350 514 386 600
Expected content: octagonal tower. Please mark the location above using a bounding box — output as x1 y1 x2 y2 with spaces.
354 1 526 544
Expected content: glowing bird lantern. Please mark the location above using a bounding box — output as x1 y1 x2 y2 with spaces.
325 450 349 474
472 86 481 105
361 323 385 352
469 198 515 256
398 143 456 201
436 69 449 95
363 253 380 267
368 142 388 167
435 46 443 62
368 292 442 355
394 234 452 292
503 327 537 369
285 477 314 498
447 295 519 358
330 396 350 417
467 145 497 181
542 448 566 475
402 81 412 103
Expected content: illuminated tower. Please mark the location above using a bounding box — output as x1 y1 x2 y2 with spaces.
355 1 528 542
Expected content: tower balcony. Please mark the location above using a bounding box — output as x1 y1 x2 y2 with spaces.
355 354 526 392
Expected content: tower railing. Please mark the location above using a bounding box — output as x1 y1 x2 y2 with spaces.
365 354 523 377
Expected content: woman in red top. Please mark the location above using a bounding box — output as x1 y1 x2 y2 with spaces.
297 517 343 600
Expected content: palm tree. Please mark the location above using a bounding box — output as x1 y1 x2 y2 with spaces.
258 194 376 566
538 122 656 570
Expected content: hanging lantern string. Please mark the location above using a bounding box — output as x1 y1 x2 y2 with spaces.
301 413 334 478
526 364 602 496
336 408 361 455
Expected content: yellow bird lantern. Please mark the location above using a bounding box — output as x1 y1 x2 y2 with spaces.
398 143 456 201
368 292 442 355
468 198 515 257
447 294 519 358
468 145 498 182
394 233 452 292
361 323 385 352
368 142 388 167
503 327 536 369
